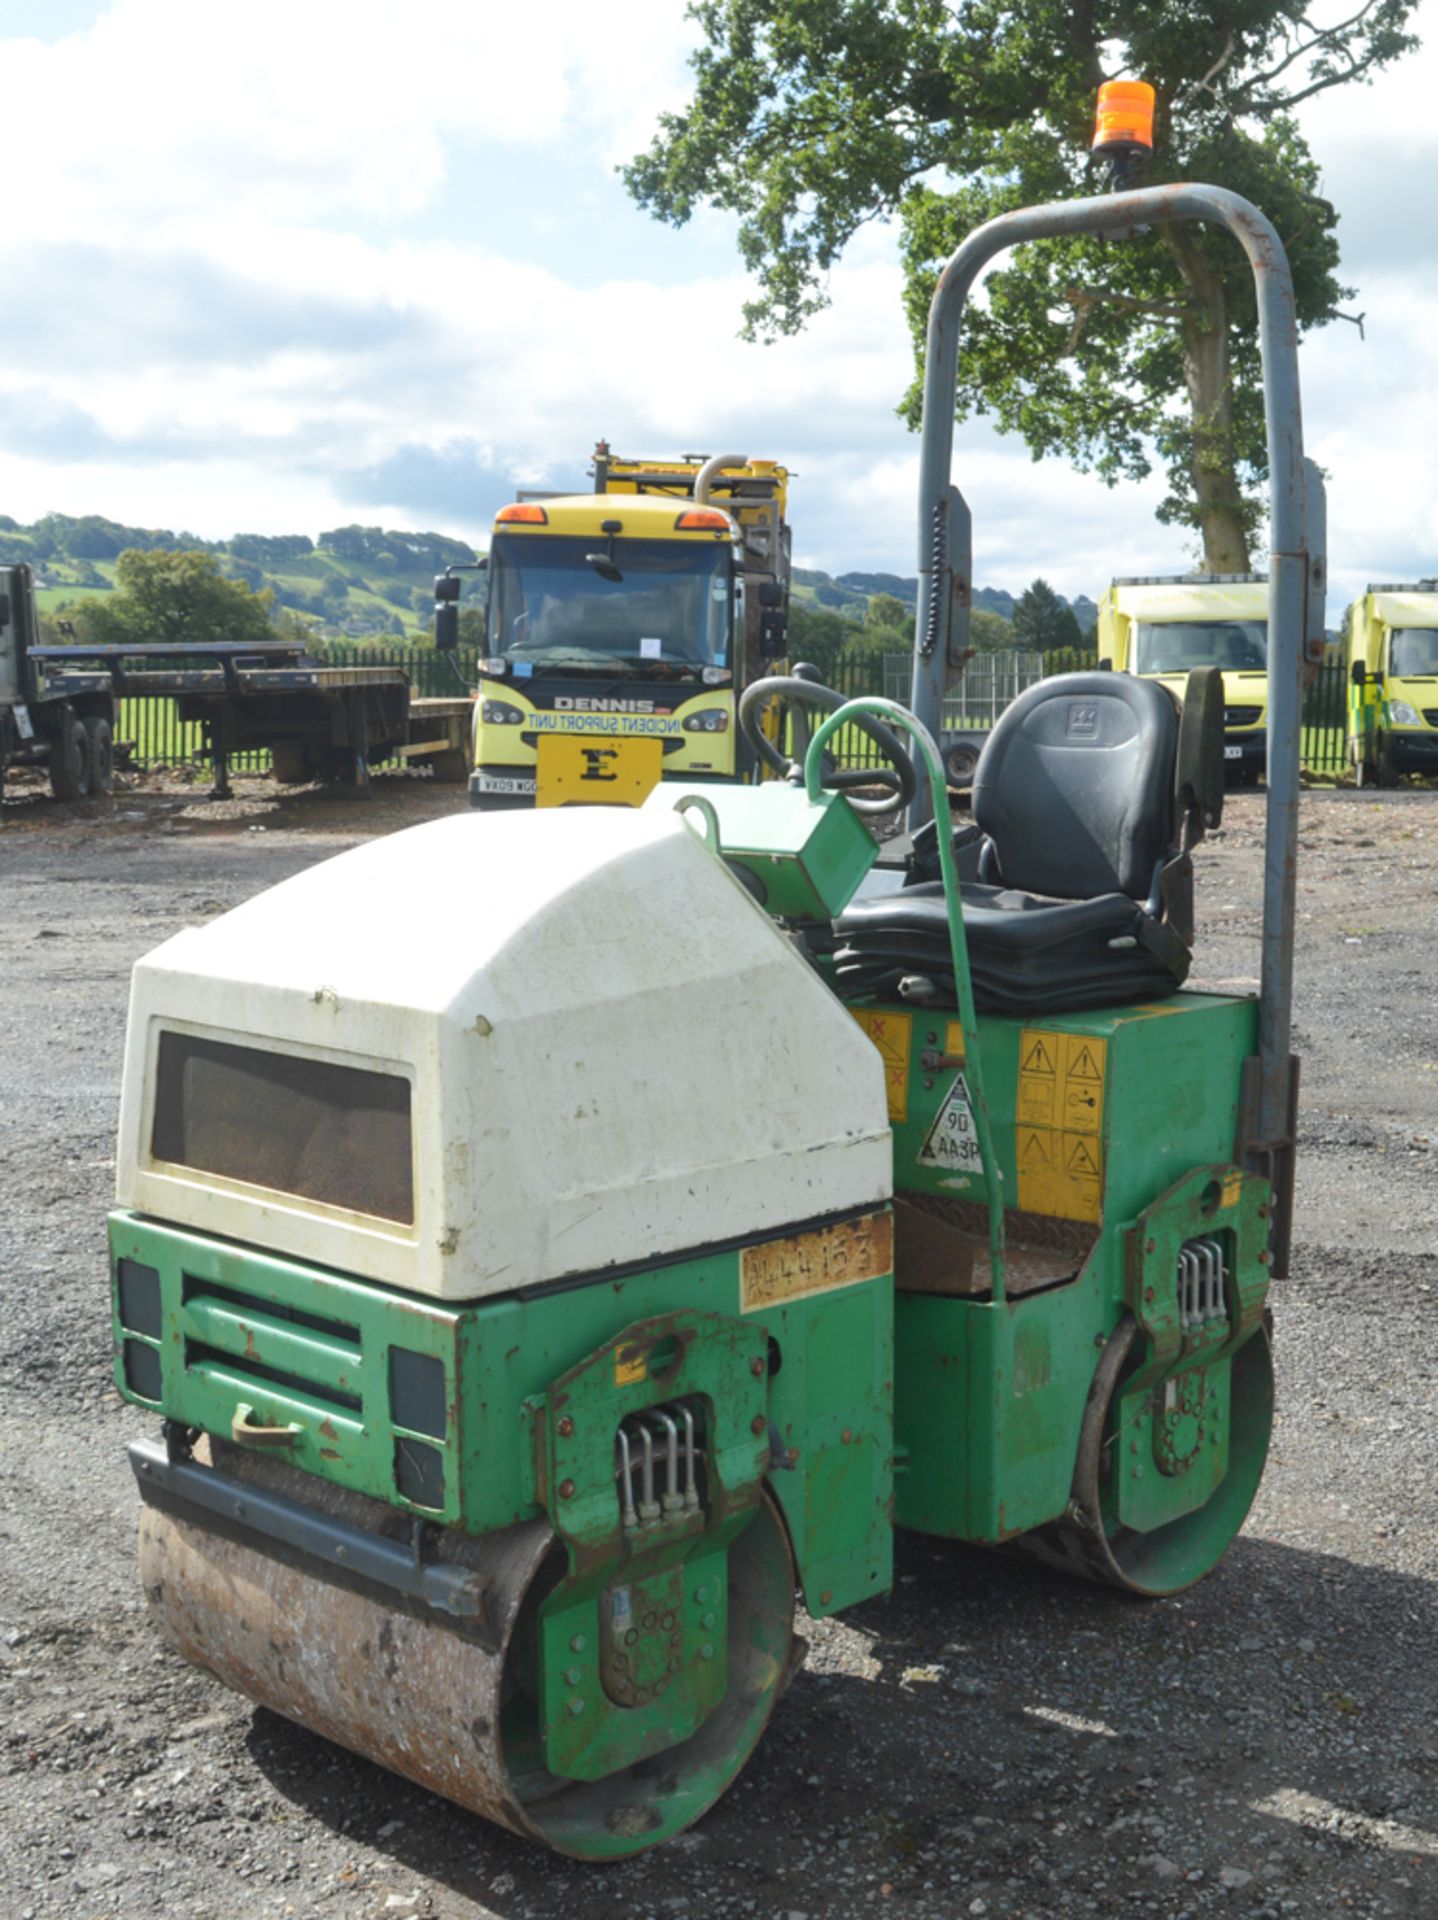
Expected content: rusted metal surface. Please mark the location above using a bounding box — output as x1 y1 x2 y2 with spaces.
138 1438 553 1843
894 1193 1098 1298
137 1439 800 1859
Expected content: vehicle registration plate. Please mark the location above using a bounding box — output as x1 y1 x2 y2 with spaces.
474 771 536 794
1223 745 1243 760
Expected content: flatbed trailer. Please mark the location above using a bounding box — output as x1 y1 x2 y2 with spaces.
31 642 472 797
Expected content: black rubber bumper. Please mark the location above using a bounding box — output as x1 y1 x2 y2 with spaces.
1223 730 1266 774
1389 731 1438 774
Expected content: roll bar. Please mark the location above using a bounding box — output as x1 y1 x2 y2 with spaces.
908 183 1323 1206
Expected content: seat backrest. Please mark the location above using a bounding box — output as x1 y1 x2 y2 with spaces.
972 672 1179 901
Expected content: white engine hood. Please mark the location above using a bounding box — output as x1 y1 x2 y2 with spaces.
117 806 892 1300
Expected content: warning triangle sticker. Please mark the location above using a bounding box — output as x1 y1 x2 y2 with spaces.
1065 1137 1101 1176
917 1074 983 1173
1068 1044 1102 1082
1022 1037 1056 1075
1019 1129 1052 1165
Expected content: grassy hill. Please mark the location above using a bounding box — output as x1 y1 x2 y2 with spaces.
0 514 477 641
1 510 1095 644
791 566 1097 631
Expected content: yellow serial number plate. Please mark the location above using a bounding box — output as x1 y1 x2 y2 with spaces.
535 733 665 808
740 1211 893 1313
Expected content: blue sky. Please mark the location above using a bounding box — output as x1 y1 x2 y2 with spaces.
0 0 1434 607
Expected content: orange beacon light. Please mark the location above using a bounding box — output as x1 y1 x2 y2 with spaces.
1092 80 1155 189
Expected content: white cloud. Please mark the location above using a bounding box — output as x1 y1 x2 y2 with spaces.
2 0 697 239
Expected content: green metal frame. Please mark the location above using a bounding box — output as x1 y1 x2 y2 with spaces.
804 697 1007 1288
668 779 878 919
111 1211 893 1616
875 990 1271 1561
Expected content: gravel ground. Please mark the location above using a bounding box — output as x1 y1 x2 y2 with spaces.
1 771 1435 1920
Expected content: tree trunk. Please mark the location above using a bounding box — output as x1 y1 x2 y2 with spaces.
1162 225 1252 573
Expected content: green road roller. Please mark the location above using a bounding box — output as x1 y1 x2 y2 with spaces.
110 163 1324 1857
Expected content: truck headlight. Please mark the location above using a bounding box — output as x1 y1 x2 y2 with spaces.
481 700 525 725
683 709 730 733
1389 699 1422 727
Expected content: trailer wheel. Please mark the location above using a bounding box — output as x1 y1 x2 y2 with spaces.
943 741 980 789
48 714 91 801
84 716 114 794
339 750 372 794
271 741 310 784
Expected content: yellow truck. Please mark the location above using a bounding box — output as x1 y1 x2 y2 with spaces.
1095 573 1270 782
1345 582 1438 785
437 446 790 807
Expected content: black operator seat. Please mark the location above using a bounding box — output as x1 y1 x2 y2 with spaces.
834 670 1225 1016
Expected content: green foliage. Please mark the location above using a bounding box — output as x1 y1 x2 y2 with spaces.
1014 577 1083 654
0 511 477 641
787 599 857 660
233 532 315 563
782 598 873 682
866 591 909 632
319 524 476 575
843 571 916 603
627 1 1419 563
272 608 318 648
71 549 275 649
27 512 206 560
1044 641 1101 675
971 607 1016 650
792 576 1036 663
457 606 488 651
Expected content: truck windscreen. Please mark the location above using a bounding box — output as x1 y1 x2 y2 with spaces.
1388 627 1438 676
488 535 732 671
1135 620 1267 674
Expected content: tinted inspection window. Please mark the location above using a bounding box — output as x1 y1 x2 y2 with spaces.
152 1032 414 1225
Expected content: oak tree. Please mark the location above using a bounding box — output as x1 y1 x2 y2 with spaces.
626 1 1418 568
72 548 275 649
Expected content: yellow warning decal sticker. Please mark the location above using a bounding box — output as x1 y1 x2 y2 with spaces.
1016 1029 1108 1221
851 1008 912 1122
740 1210 894 1314
945 1020 966 1061
614 1345 648 1387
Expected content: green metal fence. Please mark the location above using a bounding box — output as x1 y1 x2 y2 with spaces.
813 647 1353 778
1303 652 1348 775
114 640 1353 780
